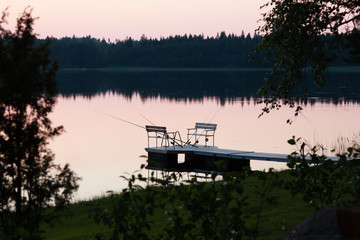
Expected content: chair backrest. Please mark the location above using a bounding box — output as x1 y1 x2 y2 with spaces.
146 125 167 133
195 122 217 130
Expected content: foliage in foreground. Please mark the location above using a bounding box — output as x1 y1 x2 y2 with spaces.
254 0 360 118
40 169 313 240
287 136 360 209
92 139 360 240
0 8 80 240
93 167 286 240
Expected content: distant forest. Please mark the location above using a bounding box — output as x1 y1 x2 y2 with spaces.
43 32 351 69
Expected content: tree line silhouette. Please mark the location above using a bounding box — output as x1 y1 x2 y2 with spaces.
42 32 354 69
46 32 261 68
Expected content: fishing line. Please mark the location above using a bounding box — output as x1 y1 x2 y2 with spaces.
197 107 220 143
186 109 214 145
97 110 187 147
138 112 155 126
299 111 312 124
185 107 221 146
202 109 215 123
209 107 221 124
95 110 145 129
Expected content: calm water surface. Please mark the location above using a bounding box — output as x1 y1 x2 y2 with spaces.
50 71 360 199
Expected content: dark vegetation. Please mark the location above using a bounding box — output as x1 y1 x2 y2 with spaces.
88 140 360 240
46 32 262 68
40 140 360 240
41 170 314 240
255 0 360 117
43 32 354 69
0 8 79 240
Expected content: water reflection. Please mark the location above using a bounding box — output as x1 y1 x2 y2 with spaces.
57 70 360 105
52 70 360 199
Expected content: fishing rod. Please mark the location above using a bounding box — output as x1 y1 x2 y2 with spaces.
209 107 220 124
184 107 220 146
95 110 145 129
97 110 186 147
138 112 155 126
138 113 188 146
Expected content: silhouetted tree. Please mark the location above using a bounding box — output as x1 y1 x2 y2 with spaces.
0 8 79 239
255 0 359 117
46 32 266 68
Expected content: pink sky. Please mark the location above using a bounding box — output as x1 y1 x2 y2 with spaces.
1 0 268 41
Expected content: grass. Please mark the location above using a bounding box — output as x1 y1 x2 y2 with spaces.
41 170 314 240
243 171 313 239
41 197 112 240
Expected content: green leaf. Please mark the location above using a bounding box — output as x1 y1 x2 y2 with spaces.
287 139 296 145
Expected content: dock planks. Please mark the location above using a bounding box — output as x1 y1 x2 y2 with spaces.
146 145 339 162
145 145 341 172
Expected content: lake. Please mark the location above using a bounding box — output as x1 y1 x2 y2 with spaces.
50 70 360 199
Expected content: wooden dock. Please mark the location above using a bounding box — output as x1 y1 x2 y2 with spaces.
144 123 343 173
145 145 339 172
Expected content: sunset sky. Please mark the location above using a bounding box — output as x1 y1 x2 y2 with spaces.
1 0 268 41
